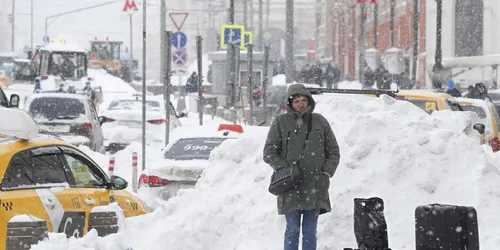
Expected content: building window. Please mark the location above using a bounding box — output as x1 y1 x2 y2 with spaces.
455 0 483 57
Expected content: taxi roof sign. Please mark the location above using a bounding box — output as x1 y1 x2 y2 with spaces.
217 124 244 134
0 108 39 140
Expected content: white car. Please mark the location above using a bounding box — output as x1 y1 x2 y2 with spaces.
100 94 183 152
138 123 267 208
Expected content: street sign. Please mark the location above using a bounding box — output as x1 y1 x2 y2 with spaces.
220 24 245 50
122 0 138 12
42 35 50 44
172 49 188 67
242 32 253 49
169 13 189 31
171 68 188 76
172 32 187 48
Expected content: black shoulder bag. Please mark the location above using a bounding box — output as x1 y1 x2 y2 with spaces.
268 119 311 196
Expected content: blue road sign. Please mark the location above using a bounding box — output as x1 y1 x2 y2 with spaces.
223 26 243 47
42 35 50 44
172 32 187 48
172 49 188 67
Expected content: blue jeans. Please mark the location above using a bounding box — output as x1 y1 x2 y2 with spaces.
284 209 320 250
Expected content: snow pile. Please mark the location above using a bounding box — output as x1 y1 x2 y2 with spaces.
33 94 500 249
88 69 136 94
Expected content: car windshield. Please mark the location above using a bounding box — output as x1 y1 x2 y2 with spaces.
461 105 487 119
29 97 85 120
108 100 160 111
164 137 230 160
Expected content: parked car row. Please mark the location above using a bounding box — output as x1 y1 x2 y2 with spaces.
0 107 147 249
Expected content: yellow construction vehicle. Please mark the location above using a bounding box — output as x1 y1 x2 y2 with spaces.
88 39 123 75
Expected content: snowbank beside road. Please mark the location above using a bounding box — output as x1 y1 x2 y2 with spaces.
33 94 500 249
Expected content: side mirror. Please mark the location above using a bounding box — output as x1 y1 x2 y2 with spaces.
98 116 107 125
109 175 128 190
9 94 19 108
178 112 187 118
473 123 486 134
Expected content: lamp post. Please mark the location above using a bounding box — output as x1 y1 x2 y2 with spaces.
411 0 419 88
431 0 445 89
285 0 294 83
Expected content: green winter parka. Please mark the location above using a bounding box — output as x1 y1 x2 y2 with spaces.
263 84 341 215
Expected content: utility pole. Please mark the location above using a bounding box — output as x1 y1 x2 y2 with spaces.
30 0 33 49
197 36 204 126
243 0 248 28
432 0 444 89
359 1 366 83
411 0 419 89
258 0 263 51
389 0 395 47
226 0 236 108
164 31 172 146
247 44 254 125
250 0 254 31
141 0 147 171
285 0 294 83
11 0 15 51
160 0 166 88
373 1 378 49
266 0 270 28
262 45 270 106
315 0 321 56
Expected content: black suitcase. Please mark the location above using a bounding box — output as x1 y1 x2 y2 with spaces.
415 204 480 250
352 197 391 250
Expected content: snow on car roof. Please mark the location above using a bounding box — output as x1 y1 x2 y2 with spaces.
41 42 87 53
28 92 89 101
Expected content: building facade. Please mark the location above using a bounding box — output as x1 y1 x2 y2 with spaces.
325 0 427 88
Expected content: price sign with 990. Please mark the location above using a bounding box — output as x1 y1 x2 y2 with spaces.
183 144 209 151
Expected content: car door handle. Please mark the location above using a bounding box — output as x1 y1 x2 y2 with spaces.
85 198 96 205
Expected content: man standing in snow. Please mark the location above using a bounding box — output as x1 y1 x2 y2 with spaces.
263 83 341 250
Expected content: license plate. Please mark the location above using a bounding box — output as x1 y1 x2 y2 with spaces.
39 125 70 133
119 121 141 127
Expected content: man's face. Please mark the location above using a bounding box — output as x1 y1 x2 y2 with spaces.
292 95 309 113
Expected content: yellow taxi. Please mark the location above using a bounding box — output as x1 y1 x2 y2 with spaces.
395 90 463 114
457 97 500 152
0 108 146 249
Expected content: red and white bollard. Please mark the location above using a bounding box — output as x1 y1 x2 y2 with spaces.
108 156 115 177
132 152 138 192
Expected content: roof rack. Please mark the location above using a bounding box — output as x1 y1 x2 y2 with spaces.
305 88 398 98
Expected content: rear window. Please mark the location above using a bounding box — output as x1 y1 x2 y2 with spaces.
461 105 487 119
29 97 85 120
108 100 160 111
164 137 229 160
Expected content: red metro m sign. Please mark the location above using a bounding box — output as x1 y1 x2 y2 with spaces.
123 0 138 12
